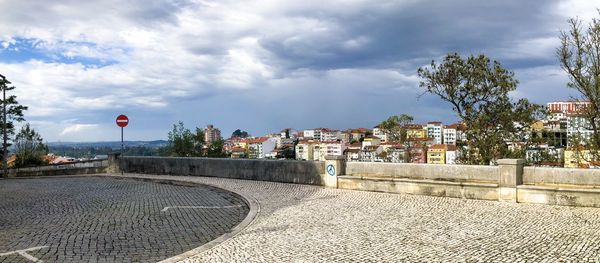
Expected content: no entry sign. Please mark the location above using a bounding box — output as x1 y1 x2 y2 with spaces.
116 114 129 128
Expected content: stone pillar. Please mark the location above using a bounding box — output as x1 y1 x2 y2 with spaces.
107 153 121 174
497 159 525 202
323 155 345 188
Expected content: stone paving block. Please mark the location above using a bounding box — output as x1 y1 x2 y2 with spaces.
0 176 249 262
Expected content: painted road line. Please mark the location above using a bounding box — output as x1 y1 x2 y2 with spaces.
162 205 243 212
0 246 48 262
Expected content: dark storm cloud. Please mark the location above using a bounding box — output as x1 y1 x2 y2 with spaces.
260 0 563 72
0 0 597 141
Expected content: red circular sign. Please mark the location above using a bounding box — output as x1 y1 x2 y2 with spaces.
116 114 129 128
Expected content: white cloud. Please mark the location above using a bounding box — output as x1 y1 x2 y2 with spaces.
59 124 98 136
0 0 598 141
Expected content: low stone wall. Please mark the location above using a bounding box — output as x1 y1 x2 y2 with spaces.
523 166 600 186
107 155 600 208
8 159 108 177
119 156 326 186
345 162 498 183
338 176 499 201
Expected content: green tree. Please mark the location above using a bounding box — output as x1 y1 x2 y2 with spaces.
206 139 226 158
378 114 417 163
192 127 205 156
167 122 205 157
379 114 414 142
558 11 600 158
0 74 28 174
417 53 543 165
276 146 296 159
231 129 250 138
14 123 48 168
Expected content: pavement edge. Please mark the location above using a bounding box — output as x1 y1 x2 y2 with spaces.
103 174 261 263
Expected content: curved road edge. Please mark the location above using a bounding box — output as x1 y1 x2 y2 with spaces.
101 174 261 263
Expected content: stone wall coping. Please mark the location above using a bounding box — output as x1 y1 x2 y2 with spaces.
517 184 600 193
121 156 323 164
325 155 346 160
497 159 526 165
346 161 497 169
337 175 498 188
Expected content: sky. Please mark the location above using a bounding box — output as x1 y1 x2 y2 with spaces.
0 0 599 142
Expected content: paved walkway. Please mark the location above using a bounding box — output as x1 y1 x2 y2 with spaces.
117 174 600 262
0 176 248 262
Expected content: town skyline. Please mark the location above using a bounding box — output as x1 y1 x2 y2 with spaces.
1 1 598 141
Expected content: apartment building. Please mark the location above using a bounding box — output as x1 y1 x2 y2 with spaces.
204 124 222 144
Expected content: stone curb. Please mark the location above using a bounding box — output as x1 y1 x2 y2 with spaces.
102 174 261 263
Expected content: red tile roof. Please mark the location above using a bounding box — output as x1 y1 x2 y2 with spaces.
245 137 269 144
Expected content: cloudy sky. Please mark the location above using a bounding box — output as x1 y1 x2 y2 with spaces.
0 0 598 142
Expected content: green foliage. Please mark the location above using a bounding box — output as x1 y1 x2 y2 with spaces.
276 146 296 159
558 11 600 158
378 114 416 163
418 53 544 165
14 123 48 168
167 121 205 157
0 74 28 160
378 114 414 143
231 129 250 138
206 139 227 158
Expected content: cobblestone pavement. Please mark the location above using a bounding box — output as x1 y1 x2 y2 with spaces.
0 176 249 263
117 174 600 263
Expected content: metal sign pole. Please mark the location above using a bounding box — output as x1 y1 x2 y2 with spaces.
121 126 124 175
115 114 128 176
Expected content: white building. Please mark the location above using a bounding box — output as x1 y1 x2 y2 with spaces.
372 127 388 142
318 141 346 160
302 129 319 140
567 114 594 145
359 145 384 162
247 137 277 159
548 101 591 121
345 148 361 162
443 125 457 145
321 129 342 141
362 137 381 148
427 122 443 145
266 134 283 148
380 143 406 163
295 140 318 160
446 145 458 164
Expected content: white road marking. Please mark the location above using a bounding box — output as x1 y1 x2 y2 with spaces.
0 246 48 262
162 205 243 212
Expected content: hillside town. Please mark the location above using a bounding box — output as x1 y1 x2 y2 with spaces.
206 100 598 168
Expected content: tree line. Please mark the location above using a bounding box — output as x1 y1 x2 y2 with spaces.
164 121 227 158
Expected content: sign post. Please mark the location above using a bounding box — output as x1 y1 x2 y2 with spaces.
323 155 345 188
115 114 129 155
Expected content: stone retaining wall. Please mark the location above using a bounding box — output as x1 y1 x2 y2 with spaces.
118 156 326 186
345 162 498 183
108 155 600 208
523 166 600 186
8 159 108 177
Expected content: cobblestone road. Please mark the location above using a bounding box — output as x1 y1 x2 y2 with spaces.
117 174 600 263
0 176 249 263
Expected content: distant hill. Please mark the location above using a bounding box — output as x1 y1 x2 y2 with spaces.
47 140 168 149
46 140 169 158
